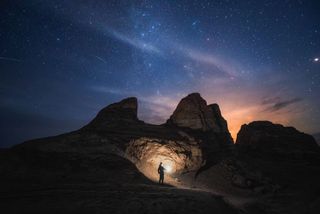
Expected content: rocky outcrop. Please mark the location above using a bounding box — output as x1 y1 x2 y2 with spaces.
83 97 141 130
236 121 320 159
314 133 320 146
209 103 229 132
167 93 230 133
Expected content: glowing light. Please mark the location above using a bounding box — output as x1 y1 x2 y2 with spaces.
314 58 319 62
164 164 172 173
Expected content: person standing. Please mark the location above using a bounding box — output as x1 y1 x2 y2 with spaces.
158 162 165 185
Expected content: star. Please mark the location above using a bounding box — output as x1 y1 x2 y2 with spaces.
192 21 199 26
314 57 319 62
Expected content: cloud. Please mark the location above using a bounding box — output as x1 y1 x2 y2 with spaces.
102 25 240 78
81 12 240 79
90 86 132 96
184 49 237 77
261 96 281 105
106 28 162 54
264 98 303 112
40 0 239 79
139 94 179 122
37 1 161 55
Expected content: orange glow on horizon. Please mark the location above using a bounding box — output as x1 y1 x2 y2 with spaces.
223 105 296 142
139 92 311 143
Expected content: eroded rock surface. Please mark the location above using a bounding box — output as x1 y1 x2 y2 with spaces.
236 121 320 161
167 93 230 133
83 97 141 131
125 137 203 182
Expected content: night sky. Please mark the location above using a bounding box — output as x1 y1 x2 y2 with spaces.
1 0 320 147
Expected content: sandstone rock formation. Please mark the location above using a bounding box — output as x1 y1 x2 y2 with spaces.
125 137 203 182
236 121 320 160
167 93 230 133
83 97 141 131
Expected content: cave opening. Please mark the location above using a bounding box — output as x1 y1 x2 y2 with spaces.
125 137 203 185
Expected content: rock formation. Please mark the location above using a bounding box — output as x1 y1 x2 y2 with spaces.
167 93 230 133
83 97 141 130
1 94 320 214
166 93 234 163
236 121 320 160
11 93 233 183
314 133 320 146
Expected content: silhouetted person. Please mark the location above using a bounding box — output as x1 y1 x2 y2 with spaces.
158 162 165 184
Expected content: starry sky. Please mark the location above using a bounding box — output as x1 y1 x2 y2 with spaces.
1 0 320 147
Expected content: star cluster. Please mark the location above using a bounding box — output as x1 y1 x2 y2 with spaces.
1 0 320 146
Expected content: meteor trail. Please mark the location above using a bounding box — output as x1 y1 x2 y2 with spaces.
0 56 22 62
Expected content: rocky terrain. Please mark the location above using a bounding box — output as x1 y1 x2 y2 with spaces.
0 93 319 214
314 133 320 146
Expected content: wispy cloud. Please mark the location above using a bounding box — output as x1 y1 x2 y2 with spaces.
264 98 303 112
86 19 240 78
103 25 239 78
90 86 132 96
42 0 239 78
261 96 281 105
106 28 162 54
139 95 179 124
184 49 237 77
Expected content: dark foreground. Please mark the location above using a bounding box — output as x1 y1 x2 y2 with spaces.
0 182 237 214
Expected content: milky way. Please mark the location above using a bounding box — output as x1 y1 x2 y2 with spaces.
1 0 320 146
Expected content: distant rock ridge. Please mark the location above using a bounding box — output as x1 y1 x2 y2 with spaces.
166 93 230 134
236 121 319 158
